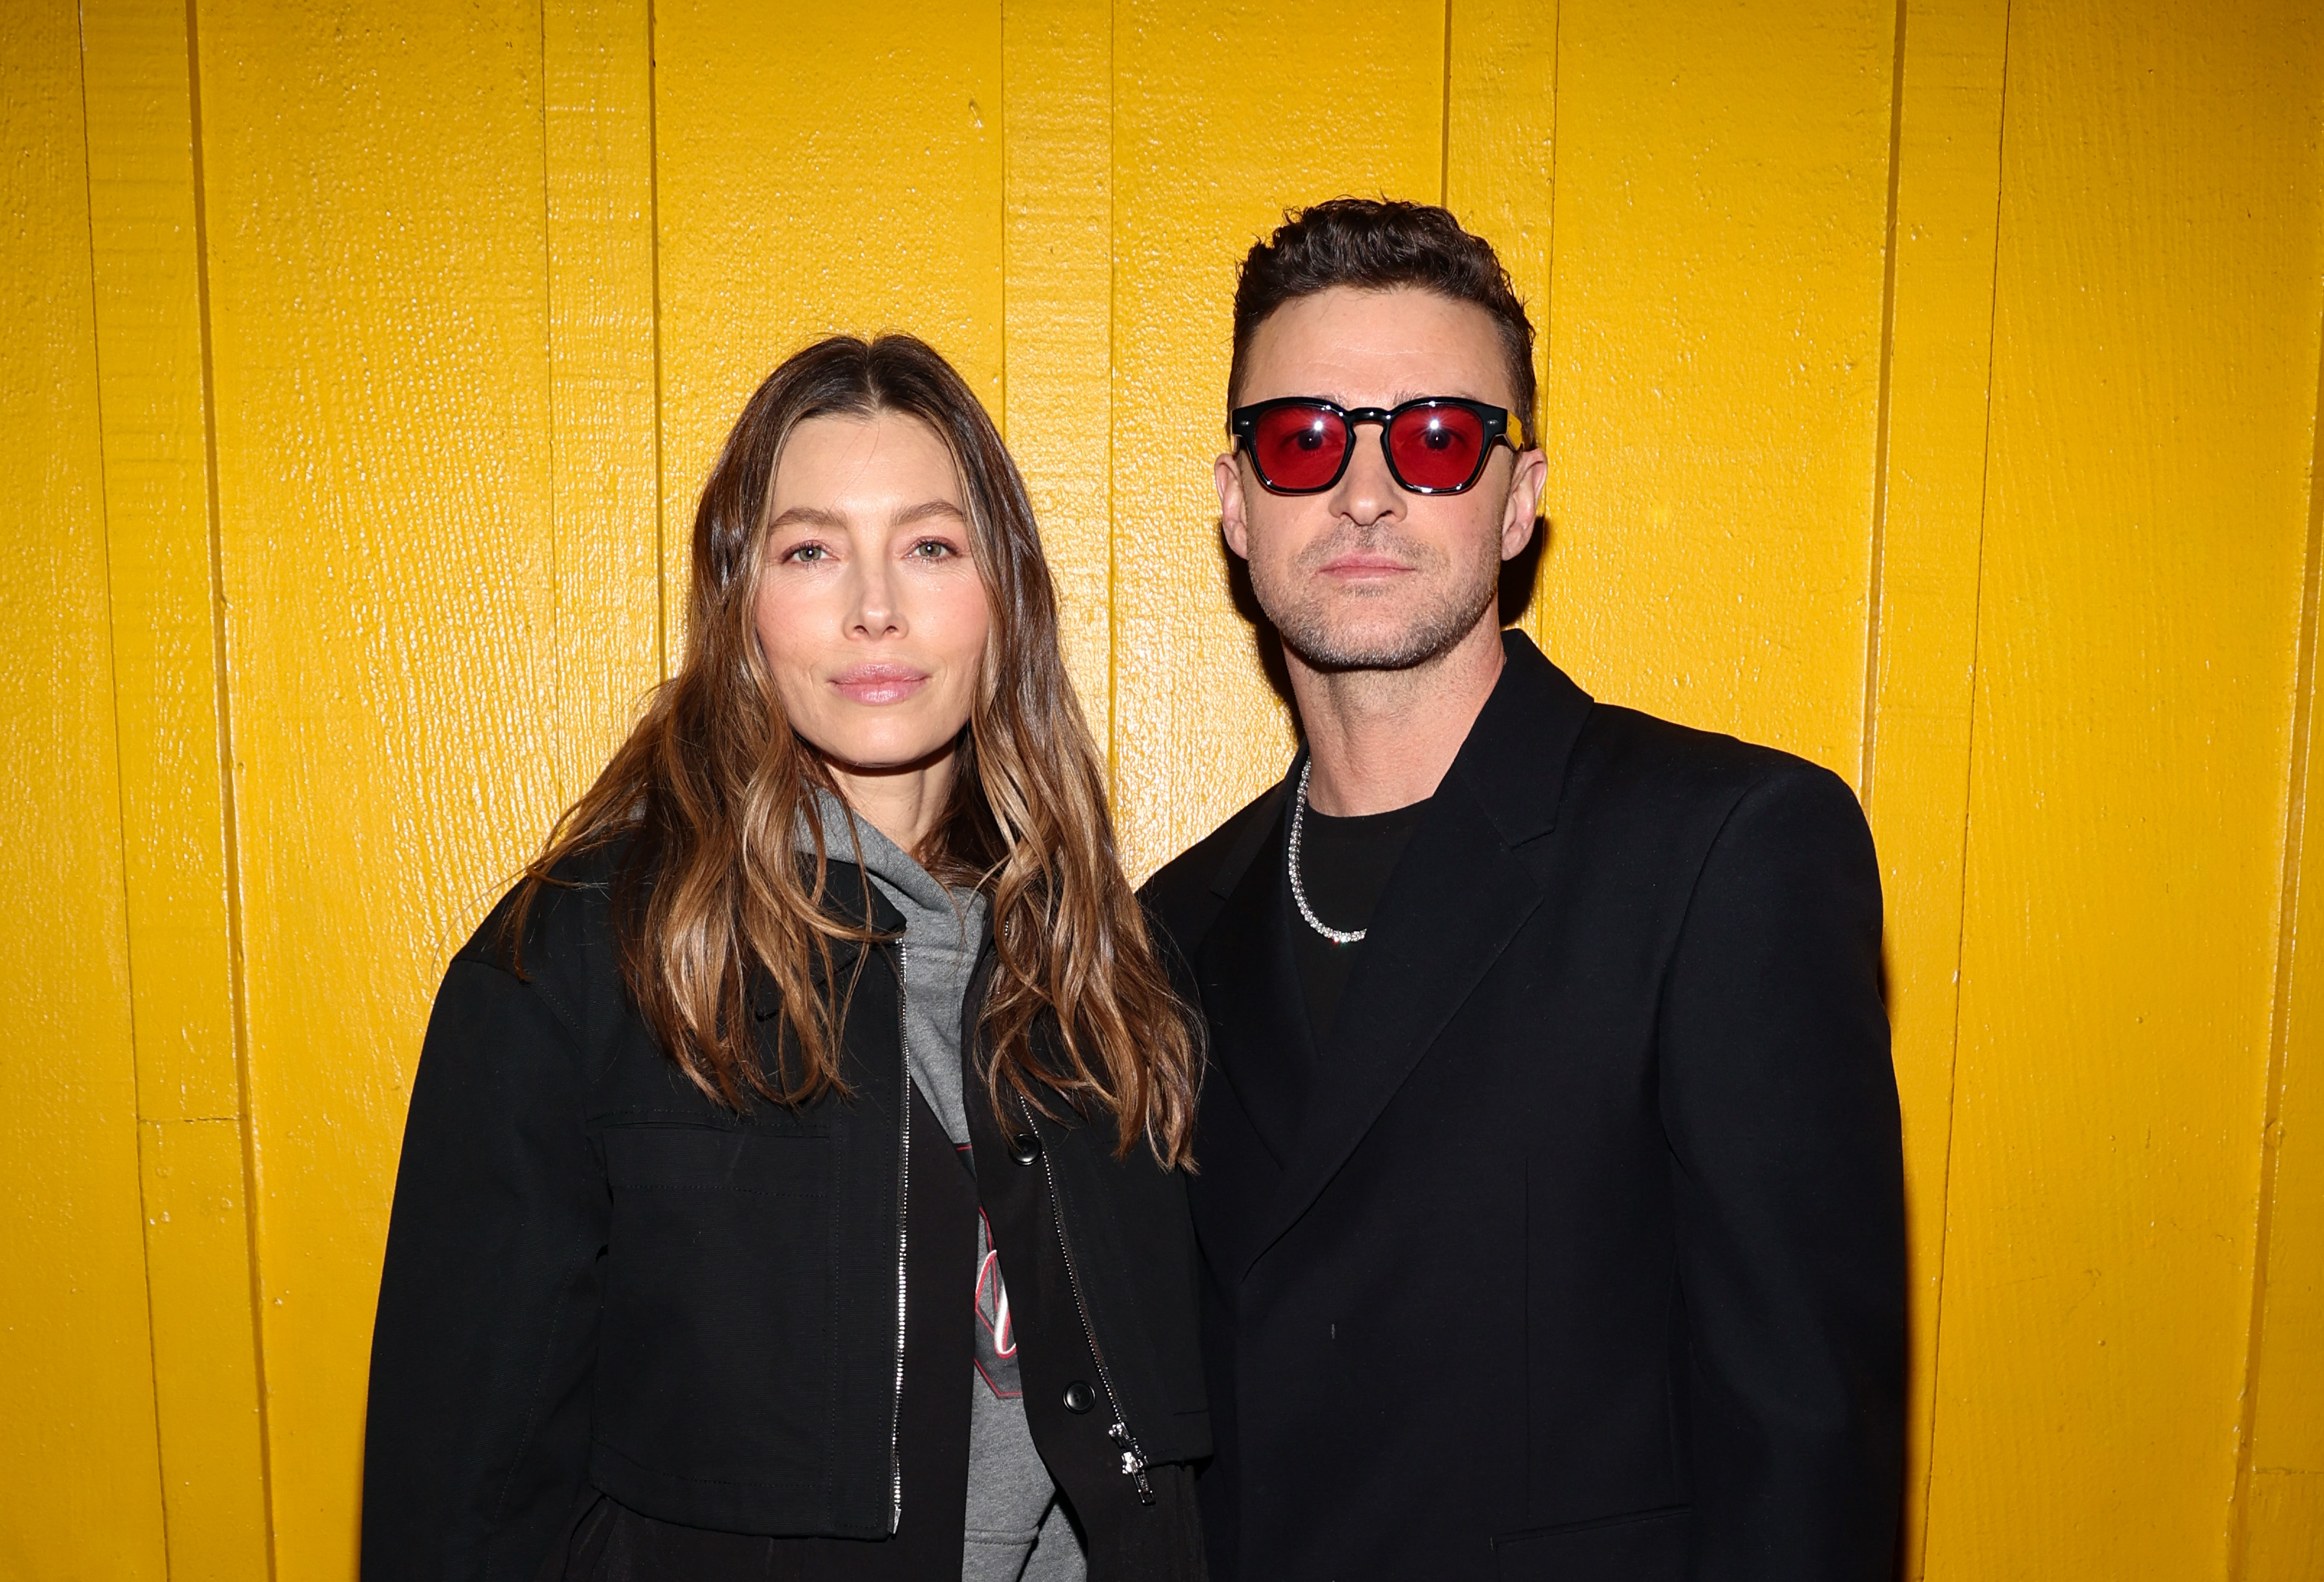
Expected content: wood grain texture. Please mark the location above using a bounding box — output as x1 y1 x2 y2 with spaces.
1108 0 1447 876
1443 0 1560 646
1003 0 1114 752
652 0 1005 651
1923 3 2324 1576
1858 3 2010 1574
194 0 563 1570
6 3 2324 1575
1534 0 1895 781
135 1116 272 1580
79 0 273 1571
0 1 169 1575
544 0 665 792
2240 27 2324 1573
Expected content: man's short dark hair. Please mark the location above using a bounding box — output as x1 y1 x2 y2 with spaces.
1229 197 1537 444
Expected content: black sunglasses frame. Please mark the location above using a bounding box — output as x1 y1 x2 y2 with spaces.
1230 396 1522 496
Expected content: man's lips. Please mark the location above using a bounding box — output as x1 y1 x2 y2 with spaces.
1318 554 1414 578
829 664 930 704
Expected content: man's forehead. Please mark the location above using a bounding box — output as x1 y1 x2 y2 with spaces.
1241 288 1511 399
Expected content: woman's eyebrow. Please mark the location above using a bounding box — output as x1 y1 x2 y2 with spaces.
891 498 968 526
766 504 847 531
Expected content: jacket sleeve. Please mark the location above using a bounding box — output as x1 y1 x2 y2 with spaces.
1656 761 1905 1581
362 954 609 1581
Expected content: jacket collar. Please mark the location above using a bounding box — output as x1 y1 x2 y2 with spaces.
1205 630 1589 903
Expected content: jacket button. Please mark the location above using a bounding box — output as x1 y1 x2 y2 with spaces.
1062 1380 1095 1414
1009 1132 1041 1166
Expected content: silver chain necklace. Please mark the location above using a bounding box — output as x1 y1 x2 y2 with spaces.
1289 759 1365 945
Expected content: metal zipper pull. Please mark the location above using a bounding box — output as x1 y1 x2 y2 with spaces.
1019 1096 1158 1506
1108 1421 1155 1504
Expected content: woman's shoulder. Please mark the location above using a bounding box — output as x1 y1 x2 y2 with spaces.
451 838 637 1017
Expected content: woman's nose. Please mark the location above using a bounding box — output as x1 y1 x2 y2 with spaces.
846 557 904 636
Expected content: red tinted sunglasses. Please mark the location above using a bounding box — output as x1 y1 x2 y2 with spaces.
1231 396 1519 495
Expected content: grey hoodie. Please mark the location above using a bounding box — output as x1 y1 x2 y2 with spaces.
803 791 1086 1582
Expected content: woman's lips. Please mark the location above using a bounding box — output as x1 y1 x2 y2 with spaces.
829 664 930 705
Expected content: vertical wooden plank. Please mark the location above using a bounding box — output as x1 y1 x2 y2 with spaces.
194 0 560 1571
1003 0 1113 748
1922 2 2324 1575
2244 416 2324 1582
1858 1 2010 1573
2239 73 2324 1581
134 1116 272 1578
1110 0 1448 876
544 0 664 782
1532 0 1897 782
79 0 273 1570
652 0 1004 649
0 1 170 1577
1445 0 1558 645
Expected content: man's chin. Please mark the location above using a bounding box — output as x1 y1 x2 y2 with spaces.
1276 622 1468 675
1265 587 1502 676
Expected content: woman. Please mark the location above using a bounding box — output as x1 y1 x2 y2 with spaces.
362 335 1208 1582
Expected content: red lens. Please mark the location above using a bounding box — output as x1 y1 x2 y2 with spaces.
1252 404 1349 491
1386 403 1487 489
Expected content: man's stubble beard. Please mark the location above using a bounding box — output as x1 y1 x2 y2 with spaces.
1252 520 1503 674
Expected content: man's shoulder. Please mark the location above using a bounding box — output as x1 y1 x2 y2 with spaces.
1137 777 1289 954
1564 699 1865 839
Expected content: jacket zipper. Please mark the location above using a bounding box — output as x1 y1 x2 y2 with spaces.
1019 1095 1155 1504
888 942 910 1534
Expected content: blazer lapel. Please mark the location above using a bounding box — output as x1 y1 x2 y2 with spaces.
1237 774 1542 1278
1192 789 1316 1171
1236 632 1593 1280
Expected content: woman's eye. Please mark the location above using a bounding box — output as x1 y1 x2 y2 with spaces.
910 539 959 559
783 543 829 563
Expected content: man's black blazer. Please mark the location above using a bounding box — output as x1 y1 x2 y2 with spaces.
1141 630 1904 1582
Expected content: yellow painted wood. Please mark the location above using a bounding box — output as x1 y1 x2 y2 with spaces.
136 1118 271 1580
545 0 665 773
1108 0 1447 876
1922 3 2324 1576
652 0 1005 650
2247 576 2324 1582
7 3 2324 1575
1003 0 1114 746
80 0 242 1123
78 0 275 1571
2246 1470 2324 1582
1443 0 1558 648
1534 0 1896 782
1857 4 2009 1573
2241 85 2324 1579
0 1 169 1576
193 0 563 1571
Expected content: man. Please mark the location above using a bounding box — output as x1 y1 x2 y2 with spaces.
1142 199 1903 1581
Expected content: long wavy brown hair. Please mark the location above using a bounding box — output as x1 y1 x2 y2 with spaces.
512 334 1197 1164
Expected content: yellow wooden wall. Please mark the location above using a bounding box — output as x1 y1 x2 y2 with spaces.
4 1 2320 1577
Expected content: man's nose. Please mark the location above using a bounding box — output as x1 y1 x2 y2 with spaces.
1330 422 1401 524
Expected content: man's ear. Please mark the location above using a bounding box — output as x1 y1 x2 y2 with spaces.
1217 453 1252 560
1501 448 1548 560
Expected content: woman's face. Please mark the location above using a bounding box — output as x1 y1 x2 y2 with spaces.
753 411 991 781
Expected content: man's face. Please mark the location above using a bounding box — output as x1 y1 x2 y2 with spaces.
1217 286 1545 673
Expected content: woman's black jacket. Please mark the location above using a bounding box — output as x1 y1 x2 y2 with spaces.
362 852 1211 1579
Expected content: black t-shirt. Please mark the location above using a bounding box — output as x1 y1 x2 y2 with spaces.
1288 795 1431 1046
